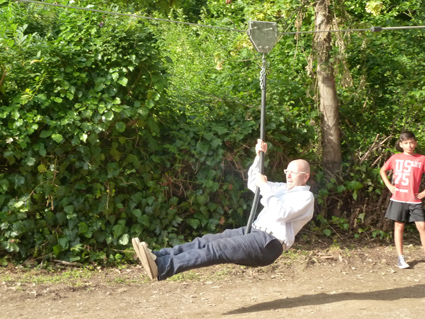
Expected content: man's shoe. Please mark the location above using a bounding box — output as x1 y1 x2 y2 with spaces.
398 256 410 269
132 238 158 280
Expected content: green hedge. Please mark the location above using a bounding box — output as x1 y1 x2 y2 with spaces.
0 2 281 264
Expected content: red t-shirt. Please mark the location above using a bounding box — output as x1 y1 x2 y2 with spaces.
383 153 425 203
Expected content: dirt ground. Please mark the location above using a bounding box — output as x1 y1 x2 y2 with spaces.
1 240 425 319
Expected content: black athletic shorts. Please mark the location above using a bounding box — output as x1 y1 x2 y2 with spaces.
385 201 425 223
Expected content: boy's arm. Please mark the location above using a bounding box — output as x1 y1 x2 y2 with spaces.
417 160 425 199
380 166 396 194
416 170 425 199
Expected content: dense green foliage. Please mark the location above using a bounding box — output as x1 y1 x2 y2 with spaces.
0 0 283 264
0 1 183 263
1 0 425 265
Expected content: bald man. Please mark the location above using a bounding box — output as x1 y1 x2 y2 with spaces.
133 139 315 281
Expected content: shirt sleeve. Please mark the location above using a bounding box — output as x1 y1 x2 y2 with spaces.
383 155 394 171
247 156 260 192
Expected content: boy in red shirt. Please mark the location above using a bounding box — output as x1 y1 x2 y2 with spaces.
380 131 425 268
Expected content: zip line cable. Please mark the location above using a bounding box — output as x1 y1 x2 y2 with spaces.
281 25 425 35
14 0 425 35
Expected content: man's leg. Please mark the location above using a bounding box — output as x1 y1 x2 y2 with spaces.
156 228 283 281
155 227 247 257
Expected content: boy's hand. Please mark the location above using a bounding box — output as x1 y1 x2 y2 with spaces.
387 184 396 194
416 190 425 199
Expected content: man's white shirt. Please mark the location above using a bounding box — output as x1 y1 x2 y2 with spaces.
247 156 314 248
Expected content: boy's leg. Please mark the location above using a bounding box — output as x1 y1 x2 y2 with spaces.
156 229 283 281
414 221 425 255
385 201 408 257
394 221 405 257
409 204 425 255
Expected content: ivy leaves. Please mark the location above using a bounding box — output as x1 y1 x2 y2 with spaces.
0 1 170 263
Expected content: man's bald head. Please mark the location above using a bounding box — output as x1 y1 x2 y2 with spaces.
292 159 310 174
285 159 311 190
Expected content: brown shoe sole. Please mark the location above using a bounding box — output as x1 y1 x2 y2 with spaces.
132 238 158 280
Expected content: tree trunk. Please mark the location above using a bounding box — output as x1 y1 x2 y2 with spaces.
314 0 342 177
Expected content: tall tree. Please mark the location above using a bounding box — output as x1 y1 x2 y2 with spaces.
314 0 342 177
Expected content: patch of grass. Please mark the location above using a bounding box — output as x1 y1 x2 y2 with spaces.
110 277 142 285
342 248 352 257
61 269 94 280
113 277 127 284
167 271 200 281
328 240 342 253
0 268 99 287
283 248 310 259
0 273 13 282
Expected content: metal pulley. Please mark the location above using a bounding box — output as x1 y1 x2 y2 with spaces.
247 21 279 54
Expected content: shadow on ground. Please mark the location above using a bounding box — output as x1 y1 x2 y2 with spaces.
224 283 425 315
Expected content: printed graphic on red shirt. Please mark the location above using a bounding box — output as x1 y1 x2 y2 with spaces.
384 153 425 203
